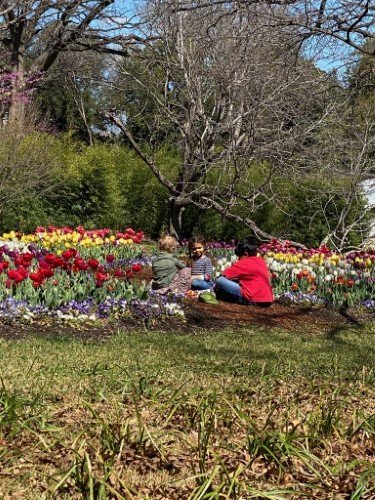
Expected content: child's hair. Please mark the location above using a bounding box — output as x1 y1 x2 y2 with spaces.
235 238 260 257
188 235 206 256
158 235 178 253
187 235 216 267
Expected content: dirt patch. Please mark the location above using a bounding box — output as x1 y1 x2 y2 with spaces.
0 300 372 341
184 300 373 332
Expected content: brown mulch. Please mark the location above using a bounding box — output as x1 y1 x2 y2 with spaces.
184 300 373 332
134 267 374 332
0 300 372 341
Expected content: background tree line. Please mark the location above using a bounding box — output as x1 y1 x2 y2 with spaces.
1 0 374 249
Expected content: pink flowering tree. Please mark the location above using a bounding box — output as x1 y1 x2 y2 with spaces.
0 1 145 126
0 68 43 125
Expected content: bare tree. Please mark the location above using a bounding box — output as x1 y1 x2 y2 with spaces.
315 110 375 250
35 49 107 142
105 2 345 243
171 0 375 57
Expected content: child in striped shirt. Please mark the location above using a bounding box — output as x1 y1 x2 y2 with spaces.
188 236 215 291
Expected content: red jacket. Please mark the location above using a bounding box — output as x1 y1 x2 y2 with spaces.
222 256 274 303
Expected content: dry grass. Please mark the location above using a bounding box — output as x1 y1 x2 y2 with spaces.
0 323 374 498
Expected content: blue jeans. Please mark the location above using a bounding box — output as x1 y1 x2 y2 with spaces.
215 276 247 304
215 277 273 307
191 279 215 291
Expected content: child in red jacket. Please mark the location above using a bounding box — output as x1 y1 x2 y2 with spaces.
215 239 274 306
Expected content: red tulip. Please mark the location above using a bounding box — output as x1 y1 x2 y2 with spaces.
73 258 88 271
62 249 76 260
40 267 54 278
45 253 58 265
17 266 28 278
0 261 9 272
22 252 34 262
131 263 142 272
39 260 51 269
95 271 109 282
88 258 100 269
53 257 64 267
62 250 73 260
7 268 27 283
7 269 19 280
30 272 42 282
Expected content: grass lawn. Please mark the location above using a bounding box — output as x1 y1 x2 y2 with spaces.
0 322 374 498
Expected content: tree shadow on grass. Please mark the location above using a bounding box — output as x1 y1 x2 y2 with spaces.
323 306 372 342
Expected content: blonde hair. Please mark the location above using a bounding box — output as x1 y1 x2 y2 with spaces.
158 235 178 253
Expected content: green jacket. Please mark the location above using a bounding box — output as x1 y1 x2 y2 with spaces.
152 252 186 290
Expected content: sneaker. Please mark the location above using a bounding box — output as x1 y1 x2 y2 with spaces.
199 291 219 305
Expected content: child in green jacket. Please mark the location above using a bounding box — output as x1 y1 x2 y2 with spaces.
152 235 191 293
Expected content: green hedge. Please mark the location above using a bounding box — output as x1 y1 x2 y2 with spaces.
0 132 368 247
0 135 171 235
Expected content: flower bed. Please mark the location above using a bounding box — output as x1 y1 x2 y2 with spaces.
0 229 374 323
0 227 184 322
213 240 374 309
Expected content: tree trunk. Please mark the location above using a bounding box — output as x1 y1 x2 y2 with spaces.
7 100 26 130
7 58 26 129
169 200 185 240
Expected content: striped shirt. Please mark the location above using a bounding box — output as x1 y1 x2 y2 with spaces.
191 255 213 278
